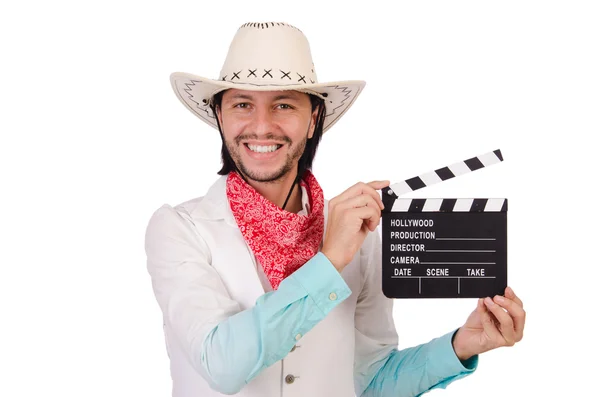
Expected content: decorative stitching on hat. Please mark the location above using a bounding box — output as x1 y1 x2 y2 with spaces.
221 69 313 84
239 22 302 32
181 80 215 121
323 85 354 123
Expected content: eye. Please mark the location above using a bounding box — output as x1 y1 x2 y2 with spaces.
234 102 249 109
276 103 293 110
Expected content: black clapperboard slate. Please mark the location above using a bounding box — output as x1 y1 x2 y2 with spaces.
380 149 508 299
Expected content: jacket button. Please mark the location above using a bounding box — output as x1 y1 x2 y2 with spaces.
329 292 337 301
285 374 295 384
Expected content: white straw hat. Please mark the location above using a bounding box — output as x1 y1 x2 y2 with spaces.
170 22 366 133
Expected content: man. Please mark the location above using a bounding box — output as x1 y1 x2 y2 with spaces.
145 22 526 397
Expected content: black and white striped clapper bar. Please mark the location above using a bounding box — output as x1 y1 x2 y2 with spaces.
381 149 507 299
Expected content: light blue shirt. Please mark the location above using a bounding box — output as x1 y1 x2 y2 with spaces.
200 252 478 396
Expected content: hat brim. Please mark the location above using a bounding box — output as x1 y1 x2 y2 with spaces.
170 72 366 134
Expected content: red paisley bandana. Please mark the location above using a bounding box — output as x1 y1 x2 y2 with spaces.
226 170 325 290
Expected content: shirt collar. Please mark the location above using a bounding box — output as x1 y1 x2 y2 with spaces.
299 180 311 215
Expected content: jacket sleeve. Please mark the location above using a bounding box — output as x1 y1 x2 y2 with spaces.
353 230 478 397
144 204 352 395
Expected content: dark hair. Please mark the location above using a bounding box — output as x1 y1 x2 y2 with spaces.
210 90 326 177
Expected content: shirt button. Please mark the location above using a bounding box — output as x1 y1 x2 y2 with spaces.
285 374 295 384
295 333 302 341
329 292 337 301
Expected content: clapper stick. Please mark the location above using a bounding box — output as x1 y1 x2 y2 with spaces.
381 149 504 212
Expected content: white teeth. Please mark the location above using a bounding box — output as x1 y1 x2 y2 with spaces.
247 144 281 153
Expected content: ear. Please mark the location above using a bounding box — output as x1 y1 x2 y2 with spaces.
308 106 319 139
215 104 223 127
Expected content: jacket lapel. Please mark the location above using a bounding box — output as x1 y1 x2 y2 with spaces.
192 176 267 300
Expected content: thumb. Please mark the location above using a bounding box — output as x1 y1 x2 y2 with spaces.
476 298 486 314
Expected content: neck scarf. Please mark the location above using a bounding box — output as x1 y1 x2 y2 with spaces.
226 170 325 290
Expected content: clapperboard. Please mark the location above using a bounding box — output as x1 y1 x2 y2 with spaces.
381 150 507 299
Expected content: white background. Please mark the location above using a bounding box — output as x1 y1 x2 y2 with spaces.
1 1 598 396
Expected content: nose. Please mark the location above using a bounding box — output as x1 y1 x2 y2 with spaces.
250 105 277 136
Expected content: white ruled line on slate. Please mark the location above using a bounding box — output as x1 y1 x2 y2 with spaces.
425 249 496 252
391 276 497 278
420 262 496 265
436 238 496 241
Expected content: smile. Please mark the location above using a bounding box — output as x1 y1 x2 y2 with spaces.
244 144 283 153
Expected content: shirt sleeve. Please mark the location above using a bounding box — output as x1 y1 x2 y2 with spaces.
353 229 478 397
144 204 352 395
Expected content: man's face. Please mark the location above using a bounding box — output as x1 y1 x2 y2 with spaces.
217 89 318 183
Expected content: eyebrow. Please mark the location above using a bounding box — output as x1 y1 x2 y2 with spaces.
272 94 301 101
227 93 254 101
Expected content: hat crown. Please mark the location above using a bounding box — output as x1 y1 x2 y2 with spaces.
218 22 318 86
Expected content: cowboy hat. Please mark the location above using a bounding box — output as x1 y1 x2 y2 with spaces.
170 22 366 133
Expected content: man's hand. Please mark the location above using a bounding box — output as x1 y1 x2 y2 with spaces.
321 180 389 272
452 286 526 361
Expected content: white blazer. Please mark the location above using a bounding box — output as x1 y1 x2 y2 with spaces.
145 175 399 397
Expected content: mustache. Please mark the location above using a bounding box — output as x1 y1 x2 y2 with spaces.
235 133 292 145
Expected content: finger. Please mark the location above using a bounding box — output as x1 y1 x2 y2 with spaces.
356 181 388 210
505 286 523 308
343 195 381 230
338 192 381 212
366 180 390 209
351 206 381 232
338 194 381 222
493 295 526 342
479 298 503 343
476 297 487 317
333 181 389 210
484 297 516 346
365 180 391 190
